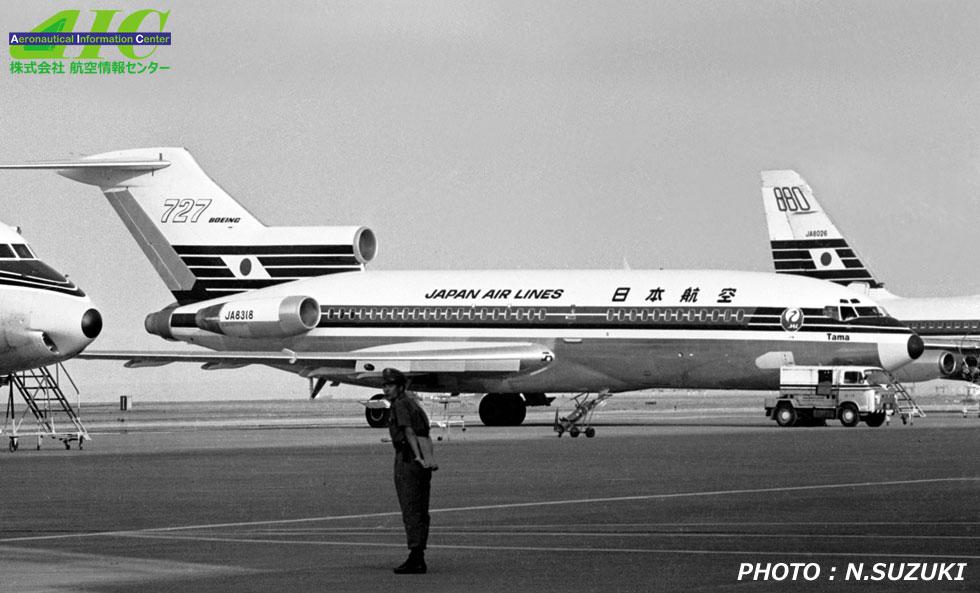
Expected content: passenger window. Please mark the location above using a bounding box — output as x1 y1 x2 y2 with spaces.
843 371 861 383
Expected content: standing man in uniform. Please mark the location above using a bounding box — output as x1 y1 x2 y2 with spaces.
382 367 435 574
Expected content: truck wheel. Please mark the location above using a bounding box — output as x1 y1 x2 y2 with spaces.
864 412 886 427
775 405 797 427
838 403 860 427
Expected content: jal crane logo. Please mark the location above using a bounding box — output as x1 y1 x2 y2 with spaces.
780 307 804 332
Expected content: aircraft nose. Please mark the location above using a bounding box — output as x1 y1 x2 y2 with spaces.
81 308 103 339
877 332 924 371
907 334 924 360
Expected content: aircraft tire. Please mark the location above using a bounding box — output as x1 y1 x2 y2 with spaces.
570 427 580 438
774 404 797 427
864 412 886 427
838 403 860 427
365 393 390 428
585 427 596 438
479 393 526 426
508 396 527 425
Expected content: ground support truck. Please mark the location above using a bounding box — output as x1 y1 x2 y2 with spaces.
765 366 902 428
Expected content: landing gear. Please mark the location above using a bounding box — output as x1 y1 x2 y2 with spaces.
478 393 526 426
864 412 886 427
364 393 390 428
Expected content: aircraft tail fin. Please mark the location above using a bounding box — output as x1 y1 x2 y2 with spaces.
1 148 377 304
761 170 881 289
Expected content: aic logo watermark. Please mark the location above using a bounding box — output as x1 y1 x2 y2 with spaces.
8 9 171 76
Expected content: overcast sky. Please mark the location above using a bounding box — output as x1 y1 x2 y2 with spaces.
2 1 979 402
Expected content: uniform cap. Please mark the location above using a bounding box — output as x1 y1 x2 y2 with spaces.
382 367 407 386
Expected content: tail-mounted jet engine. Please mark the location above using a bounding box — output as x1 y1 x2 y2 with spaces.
194 295 321 339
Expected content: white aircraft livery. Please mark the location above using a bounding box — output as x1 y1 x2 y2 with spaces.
0 222 101 373
1 149 922 427
762 169 979 384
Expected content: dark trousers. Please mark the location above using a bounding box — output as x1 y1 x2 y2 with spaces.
394 455 431 550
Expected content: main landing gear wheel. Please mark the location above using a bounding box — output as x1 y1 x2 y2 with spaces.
365 393 390 428
478 394 526 426
864 412 886 427
838 403 860 427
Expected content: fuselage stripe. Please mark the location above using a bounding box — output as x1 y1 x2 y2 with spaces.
173 245 356 255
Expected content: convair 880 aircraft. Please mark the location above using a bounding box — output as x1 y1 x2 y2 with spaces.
0 222 101 373
762 170 979 384
1 149 922 427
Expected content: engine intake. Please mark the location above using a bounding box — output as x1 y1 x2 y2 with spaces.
195 295 321 339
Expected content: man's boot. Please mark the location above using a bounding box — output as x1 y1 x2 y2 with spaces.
393 548 426 574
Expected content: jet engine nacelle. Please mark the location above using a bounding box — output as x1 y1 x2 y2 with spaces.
195 295 321 339
889 350 959 383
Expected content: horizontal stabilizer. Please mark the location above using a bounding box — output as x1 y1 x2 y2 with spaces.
0 159 170 172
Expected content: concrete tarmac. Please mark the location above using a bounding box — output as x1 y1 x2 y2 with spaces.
0 400 977 592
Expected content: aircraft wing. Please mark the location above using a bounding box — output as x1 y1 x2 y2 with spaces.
921 338 980 356
76 341 555 378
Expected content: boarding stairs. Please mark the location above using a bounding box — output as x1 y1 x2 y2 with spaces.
882 372 924 425
1 363 89 451
425 394 466 441
554 391 612 438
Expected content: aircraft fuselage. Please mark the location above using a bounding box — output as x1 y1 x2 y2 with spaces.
149 268 921 394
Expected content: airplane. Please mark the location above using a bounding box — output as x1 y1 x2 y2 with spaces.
761 169 980 384
0 220 102 450
0 221 102 373
0 148 923 430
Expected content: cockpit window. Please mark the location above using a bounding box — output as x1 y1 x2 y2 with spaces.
826 303 882 321
0 245 14 258
11 244 34 259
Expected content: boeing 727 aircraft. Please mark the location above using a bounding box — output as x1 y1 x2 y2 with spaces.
1 149 922 428
762 169 980 384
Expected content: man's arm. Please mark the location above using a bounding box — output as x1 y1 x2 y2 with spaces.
403 427 432 468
